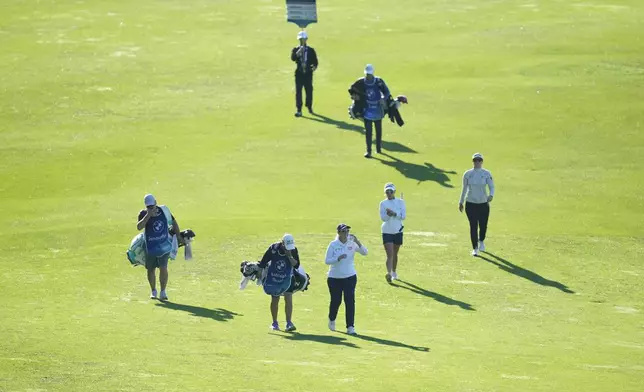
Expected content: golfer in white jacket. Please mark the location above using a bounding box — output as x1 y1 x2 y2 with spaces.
324 223 368 335
380 182 406 283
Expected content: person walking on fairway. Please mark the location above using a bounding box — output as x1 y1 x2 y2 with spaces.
348 64 393 158
459 153 495 257
291 31 318 117
136 194 182 301
259 234 301 331
324 223 368 335
380 183 406 283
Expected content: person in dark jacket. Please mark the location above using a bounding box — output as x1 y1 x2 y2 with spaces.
291 31 318 117
348 64 393 158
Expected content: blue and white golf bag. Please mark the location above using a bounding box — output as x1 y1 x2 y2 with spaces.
239 261 310 295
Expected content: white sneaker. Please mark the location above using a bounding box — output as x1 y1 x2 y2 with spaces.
347 326 357 335
328 319 336 331
150 289 157 299
472 249 479 257
478 241 486 252
159 290 168 301
391 272 399 280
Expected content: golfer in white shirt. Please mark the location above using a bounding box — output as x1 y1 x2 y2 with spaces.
459 153 495 256
324 223 368 335
380 182 406 283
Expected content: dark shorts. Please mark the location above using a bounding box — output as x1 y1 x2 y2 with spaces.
145 252 170 270
382 233 403 245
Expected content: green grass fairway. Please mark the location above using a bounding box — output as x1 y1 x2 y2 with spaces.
1 0 643 391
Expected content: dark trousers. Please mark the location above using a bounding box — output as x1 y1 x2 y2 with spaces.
295 72 313 111
364 119 382 153
465 202 490 249
327 275 357 328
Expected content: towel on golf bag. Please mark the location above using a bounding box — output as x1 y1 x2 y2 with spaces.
174 229 196 260
126 229 196 266
239 261 310 295
239 261 266 290
168 229 197 260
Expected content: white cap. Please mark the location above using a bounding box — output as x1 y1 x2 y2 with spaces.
472 152 484 160
364 64 375 75
282 233 296 250
384 182 396 192
144 194 156 207
297 31 308 40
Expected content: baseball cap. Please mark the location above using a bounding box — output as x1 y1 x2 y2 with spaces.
297 31 308 40
336 223 351 232
364 64 374 75
144 194 156 207
472 152 484 160
282 233 296 250
384 182 396 192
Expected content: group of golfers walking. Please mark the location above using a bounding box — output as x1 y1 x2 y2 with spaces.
136 152 495 336
135 32 497 336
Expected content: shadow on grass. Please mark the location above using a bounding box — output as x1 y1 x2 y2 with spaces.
350 333 430 352
273 332 359 348
274 331 429 352
373 153 456 187
304 112 364 133
303 113 417 154
479 252 575 294
155 302 241 321
393 280 476 311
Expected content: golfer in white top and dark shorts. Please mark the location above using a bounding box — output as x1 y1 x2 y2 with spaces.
324 223 368 335
379 182 406 283
459 153 495 256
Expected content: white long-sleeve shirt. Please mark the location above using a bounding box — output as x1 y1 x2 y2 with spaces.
379 198 406 234
459 168 495 204
324 237 368 279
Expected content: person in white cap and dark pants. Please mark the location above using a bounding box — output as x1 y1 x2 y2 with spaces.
291 31 318 117
136 194 183 301
459 153 495 256
324 223 368 335
258 233 301 331
348 64 393 158
380 183 406 283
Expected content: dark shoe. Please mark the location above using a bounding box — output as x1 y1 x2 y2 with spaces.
376 148 382 154
306 106 314 114
294 111 302 117
364 152 372 158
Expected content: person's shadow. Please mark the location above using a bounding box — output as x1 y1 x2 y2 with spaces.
478 252 575 294
273 332 429 351
155 302 241 321
304 113 417 154
304 112 364 133
392 280 476 311
351 333 430 352
373 153 456 187
273 332 358 348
